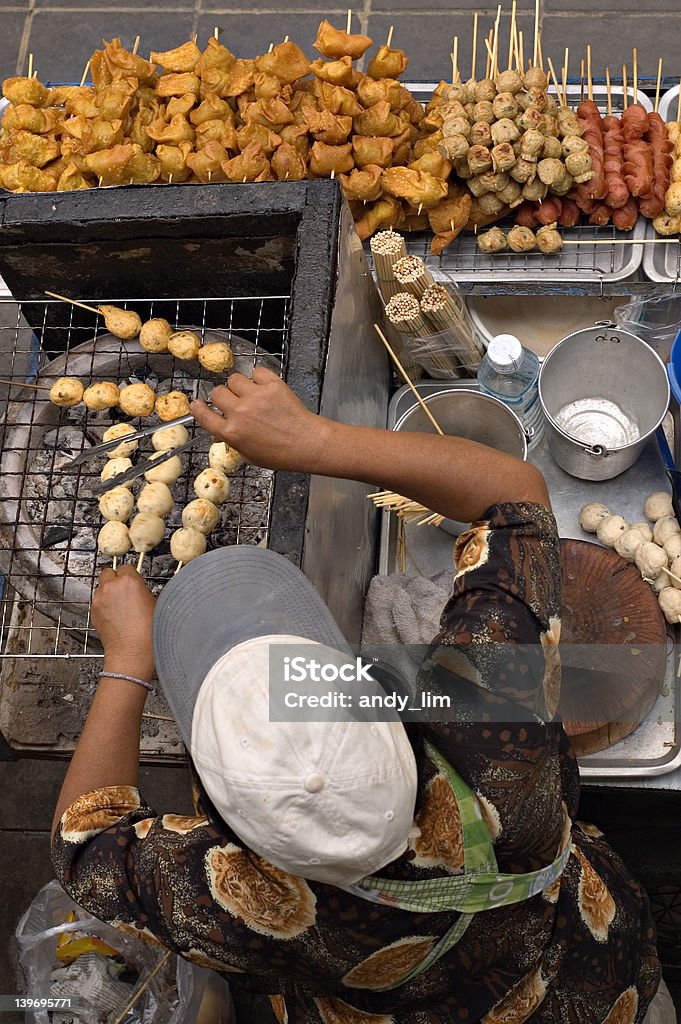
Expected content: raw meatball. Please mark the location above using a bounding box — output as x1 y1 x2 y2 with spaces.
596 514 628 547
97 520 131 557
102 423 138 459
98 486 135 523
99 305 142 340
644 491 674 521
614 527 647 563
83 381 120 411
182 498 219 535
669 554 681 590
194 467 230 504
49 377 84 408
579 502 611 533
139 318 173 353
168 330 201 361
101 457 133 489
653 515 681 546
155 391 191 422
119 382 156 418
629 521 653 543
208 442 243 474
664 533 681 559
650 572 668 593
170 526 206 563
151 424 190 451
144 451 183 485
634 541 668 579
658 586 681 624
198 342 234 373
137 481 175 516
129 512 166 553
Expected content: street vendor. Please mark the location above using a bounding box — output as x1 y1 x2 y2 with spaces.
51 368 674 1024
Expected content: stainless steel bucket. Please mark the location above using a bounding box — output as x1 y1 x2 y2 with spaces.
538 325 670 481
394 389 527 533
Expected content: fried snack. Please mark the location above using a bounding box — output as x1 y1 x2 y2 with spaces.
237 123 281 155
146 114 195 146
367 46 408 80
195 38 234 76
49 377 84 408
190 93 233 126
309 140 354 176
155 391 191 421
201 60 255 99
355 76 403 110
353 196 404 240
313 19 372 60
316 81 363 117
338 164 383 201
2 76 50 107
309 56 355 87
3 130 59 167
139 318 173 353
83 381 120 411
165 94 196 120
381 167 448 208
536 222 563 253
354 100 402 138
409 151 452 179
48 85 82 107
271 141 307 180
2 105 62 135
477 226 508 253
84 143 135 185
168 330 201 360
151 41 201 73
195 119 238 151
255 41 310 84
156 141 193 182
305 109 352 145
279 124 310 158
427 189 472 254
653 212 681 235
507 225 537 252
0 161 57 192
352 135 393 168
125 148 160 184
223 141 272 181
101 38 156 83
244 97 294 129
491 143 516 173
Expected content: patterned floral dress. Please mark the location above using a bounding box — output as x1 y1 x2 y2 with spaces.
52 503 661 1024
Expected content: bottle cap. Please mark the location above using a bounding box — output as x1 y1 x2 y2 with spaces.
487 334 523 370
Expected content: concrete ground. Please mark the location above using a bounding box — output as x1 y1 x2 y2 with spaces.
1 0 681 1019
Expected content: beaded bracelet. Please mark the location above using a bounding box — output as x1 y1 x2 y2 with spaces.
99 671 156 696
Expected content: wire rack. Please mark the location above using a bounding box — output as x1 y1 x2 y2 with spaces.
0 295 290 661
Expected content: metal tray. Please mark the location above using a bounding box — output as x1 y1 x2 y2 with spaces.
379 380 681 781
658 85 680 124
643 220 681 285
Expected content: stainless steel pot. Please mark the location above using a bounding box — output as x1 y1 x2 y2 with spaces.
538 325 670 481
394 389 527 534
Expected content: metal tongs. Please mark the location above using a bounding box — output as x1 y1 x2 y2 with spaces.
64 413 207 496
655 426 681 522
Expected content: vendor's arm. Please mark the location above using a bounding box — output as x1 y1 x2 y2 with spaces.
191 368 549 521
50 567 156 838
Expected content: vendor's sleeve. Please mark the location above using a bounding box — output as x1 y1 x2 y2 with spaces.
421 501 562 723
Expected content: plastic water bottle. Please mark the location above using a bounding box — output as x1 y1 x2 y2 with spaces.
477 334 544 449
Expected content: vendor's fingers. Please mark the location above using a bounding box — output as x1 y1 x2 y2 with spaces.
226 372 255 396
99 567 118 582
115 564 145 581
252 366 281 385
191 398 230 437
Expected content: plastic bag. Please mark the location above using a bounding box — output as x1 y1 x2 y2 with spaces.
614 291 681 363
16 881 233 1024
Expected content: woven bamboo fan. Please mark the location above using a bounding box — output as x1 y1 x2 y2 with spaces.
559 539 667 756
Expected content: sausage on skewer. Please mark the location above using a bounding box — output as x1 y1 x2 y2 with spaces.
602 115 630 209
639 112 673 218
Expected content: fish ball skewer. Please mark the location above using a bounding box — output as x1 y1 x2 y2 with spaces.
102 423 138 459
119 382 156 418
49 377 83 408
139 318 173 353
98 305 142 340
182 498 219 535
137 481 175 517
83 381 120 411
155 391 190 421
98 520 132 557
170 526 206 564
101 457 134 489
208 442 243 474
151 424 190 451
194 467 230 504
653 515 681 546
129 512 166 553
98 486 135 523
168 330 201 361
198 342 234 373
644 491 674 521
144 451 183 485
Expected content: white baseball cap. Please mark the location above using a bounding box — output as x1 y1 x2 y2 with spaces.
153 548 418 887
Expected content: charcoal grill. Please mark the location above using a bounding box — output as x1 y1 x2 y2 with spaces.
0 182 388 756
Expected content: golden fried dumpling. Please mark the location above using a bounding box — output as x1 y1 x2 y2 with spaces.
2 105 62 135
244 96 294 129
305 109 352 145
381 167 448 209
356 77 403 110
89 50 114 91
0 161 57 192
309 56 355 87
190 93 234 126
201 60 255 100
165 94 197 119
103 38 156 82
271 141 308 180
351 135 393 168
313 19 372 60
156 141 193 182
338 163 383 202
354 100 402 138
2 76 50 107
97 79 138 121
353 196 404 241
195 38 234 76
427 189 472 253
145 114 195 146
128 111 157 153
309 140 354 176
156 72 201 98
186 141 230 182
151 41 201 73
254 72 284 101
56 162 91 191
409 151 452 179
315 81 362 117
195 119 238 151
223 141 272 182
255 41 310 84
279 124 309 158
367 46 408 80
84 143 135 185
47 85 82 106
236 122 281 155
125 147 160 184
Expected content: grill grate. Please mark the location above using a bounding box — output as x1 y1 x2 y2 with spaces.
0 295 290 660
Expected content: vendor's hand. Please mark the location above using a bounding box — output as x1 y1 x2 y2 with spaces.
191 368 332 473
92 566 157 681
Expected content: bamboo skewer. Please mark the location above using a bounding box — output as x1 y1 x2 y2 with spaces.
0 377 51 391
562 238 681 246
655 58 663 113
451 36 458 84
561 48 569 107
132 35 140 55
112 952 172 1024
677 77 681 124
536 33 544 72
387 25 394 48
507 0 516 72
633 47 638 105
471 12 478 80
580 58 585 102
214 26 219 39
136 552 145 574
174 561 184 575
45 290 100 315
79 61 90 88
622 64 628 109
518 30 524 75
547 58 562 106
485 30 493 79
346 8 352 34
492 4 502 78
373 324 443 434
112 556 117 572
27 53 33 79
586 44 593 101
